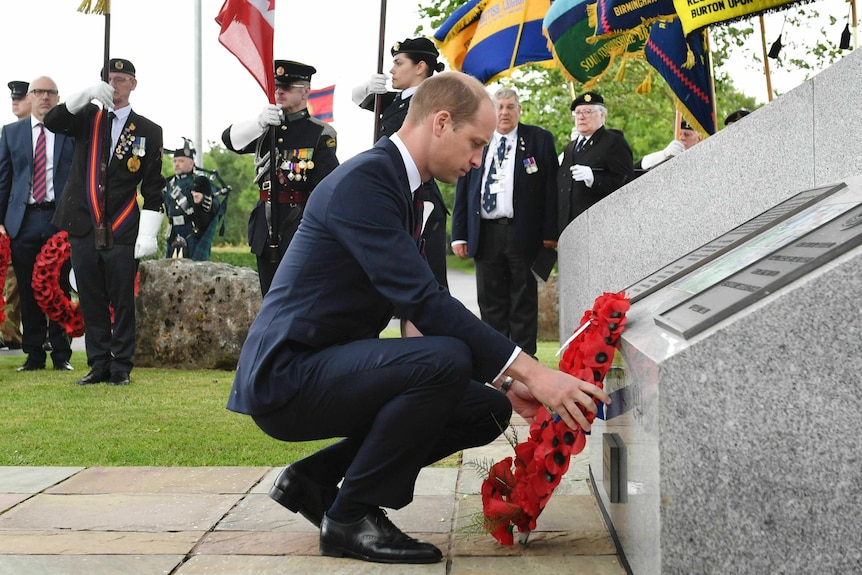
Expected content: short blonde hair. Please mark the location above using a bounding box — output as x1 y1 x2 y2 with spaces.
405 71 490 130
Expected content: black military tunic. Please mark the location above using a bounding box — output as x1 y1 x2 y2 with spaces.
359 92 449 287
222 108 338 294
163 172 220 261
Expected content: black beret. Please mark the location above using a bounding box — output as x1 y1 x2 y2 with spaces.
102 58 136 77
8 80 28 100
274 60 316 85
172 140 195 160
571 91 604 110
391 37 439 59
724 108 750 126
680 119 694 131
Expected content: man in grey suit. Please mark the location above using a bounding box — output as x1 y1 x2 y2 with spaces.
0 76 75 371
452 88 558 356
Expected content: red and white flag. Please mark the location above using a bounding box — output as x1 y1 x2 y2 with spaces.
215 0 275 104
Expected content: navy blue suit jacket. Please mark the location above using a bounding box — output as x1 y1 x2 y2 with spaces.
228 137 517 415
0 117 74 238
451 123 558 260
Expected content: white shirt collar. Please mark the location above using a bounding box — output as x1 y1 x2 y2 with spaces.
389 133 422 194
400 86 419 100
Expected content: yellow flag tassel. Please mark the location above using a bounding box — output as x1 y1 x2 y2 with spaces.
636 69 653 95
615 59 628 82
77 0 110 15
683 45 695 69
587 2 598 30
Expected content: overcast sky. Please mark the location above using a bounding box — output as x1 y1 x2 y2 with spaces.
2 0 430 160
1 0 853 159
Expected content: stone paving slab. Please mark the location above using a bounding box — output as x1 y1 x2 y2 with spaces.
0 466 84 493
0 530 202 554
0 555 184 575
175 554 447 574
44 466 269 494
0 493 241 531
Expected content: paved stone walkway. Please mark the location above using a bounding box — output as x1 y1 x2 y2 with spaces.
0 419 625 575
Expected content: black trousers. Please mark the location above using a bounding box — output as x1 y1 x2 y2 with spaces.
474 219 538 356
10 207 72 364
69 230 137 375
252 335 512 510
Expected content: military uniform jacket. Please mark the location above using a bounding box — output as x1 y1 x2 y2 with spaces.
221 108 338 256
228 137 516 415
557 125 633 236
45 103 165 244
164 173 219 238
359 92 409 140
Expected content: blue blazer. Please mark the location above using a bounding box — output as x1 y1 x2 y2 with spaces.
228 137 517 415
451 123 559 260
0 117 74 238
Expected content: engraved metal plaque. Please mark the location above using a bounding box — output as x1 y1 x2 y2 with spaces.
626 184 846 303
655 202 862 339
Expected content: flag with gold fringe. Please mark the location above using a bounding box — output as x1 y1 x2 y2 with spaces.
672 0 811 36
433 0 555 84
76 0 110 14
588 0 677 40
543 0 649 88
645 18 715 135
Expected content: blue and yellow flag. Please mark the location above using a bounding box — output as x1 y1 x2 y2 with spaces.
543 0 648 88
588 0 677 39
433 0 555 84
645 18 715 135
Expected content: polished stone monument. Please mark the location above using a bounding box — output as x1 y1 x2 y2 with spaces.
557 49 862 574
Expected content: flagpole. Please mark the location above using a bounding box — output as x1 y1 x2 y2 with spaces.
194 0 203 167
373 0 388 144
853 0 858 48
704 28 718 135
97 7 113 249
759 15 774 102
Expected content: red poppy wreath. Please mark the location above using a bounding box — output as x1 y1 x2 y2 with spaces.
32 231 84 337
480 291 630 545
0 234 10 324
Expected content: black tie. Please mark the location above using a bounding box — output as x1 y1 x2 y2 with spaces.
482 136 507 213
575 136 586 153
413 184 425 254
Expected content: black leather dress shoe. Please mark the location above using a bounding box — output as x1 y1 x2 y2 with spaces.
108 372 131 385
53 361 74 371
319 509 442 564
269 466 338 527
16 359 46 371
77 368 110 385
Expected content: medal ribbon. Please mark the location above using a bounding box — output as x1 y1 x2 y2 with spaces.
85 112 139 234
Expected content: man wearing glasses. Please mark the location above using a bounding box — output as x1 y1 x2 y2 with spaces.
557 91 633 235
0 76 75 371
223 60 339 295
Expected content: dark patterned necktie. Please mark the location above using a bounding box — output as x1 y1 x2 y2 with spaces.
32 123 47 203
482 136 507 212
413 183 425 254
575 136 586 153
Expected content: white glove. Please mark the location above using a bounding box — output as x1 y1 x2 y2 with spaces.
65 82 114 114
664 139 686 158
227 104 280 151
351 73 388 105
640 140 686 170
134 210 164 259
570 164 594 187
257 104 283 129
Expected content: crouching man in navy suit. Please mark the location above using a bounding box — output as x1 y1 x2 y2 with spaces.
228 71 610 565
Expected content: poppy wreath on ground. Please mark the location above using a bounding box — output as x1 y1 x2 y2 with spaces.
32 231 84 337
0 234 10 324
480 291 630 545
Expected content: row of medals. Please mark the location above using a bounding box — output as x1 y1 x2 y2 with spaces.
280 158 314 181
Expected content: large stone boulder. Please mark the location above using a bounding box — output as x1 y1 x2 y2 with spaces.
134 259 261 370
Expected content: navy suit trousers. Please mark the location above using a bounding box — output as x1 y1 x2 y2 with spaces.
252 335 512 510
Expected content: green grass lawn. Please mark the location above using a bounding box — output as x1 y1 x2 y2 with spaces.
0 247 561 467
0 342 560 467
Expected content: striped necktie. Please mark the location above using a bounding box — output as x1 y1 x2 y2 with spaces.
32 123 47 203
